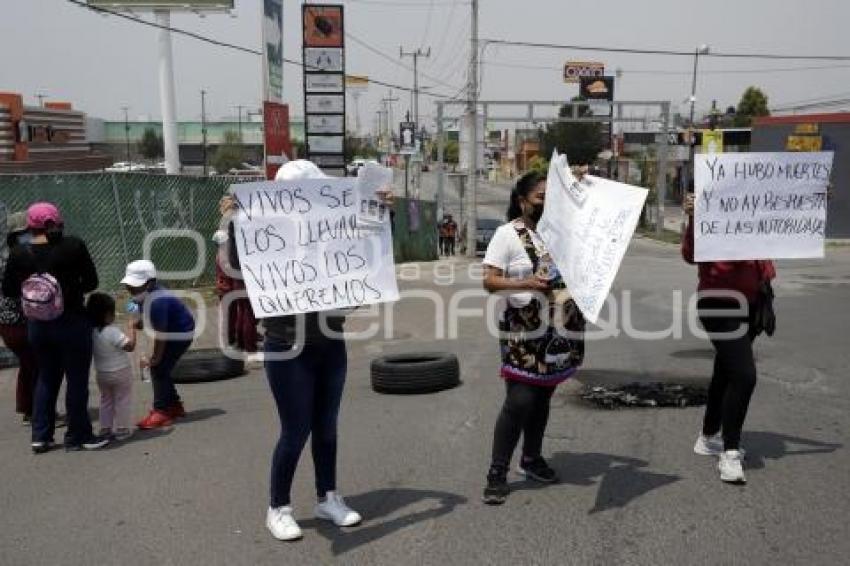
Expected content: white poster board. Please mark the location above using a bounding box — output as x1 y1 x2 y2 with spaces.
232 178 399 318
694 151 833 261
538 152 647 323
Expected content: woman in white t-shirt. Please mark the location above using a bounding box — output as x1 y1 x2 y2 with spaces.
481 171 585 505
86 293 137 441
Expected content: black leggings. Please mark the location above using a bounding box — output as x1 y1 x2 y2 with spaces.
490 380 556 470
698 298 758 450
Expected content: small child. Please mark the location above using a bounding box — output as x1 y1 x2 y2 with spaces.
86 292 137 441
120 260 195 430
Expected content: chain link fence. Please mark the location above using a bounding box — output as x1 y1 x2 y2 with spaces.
0 173 437 291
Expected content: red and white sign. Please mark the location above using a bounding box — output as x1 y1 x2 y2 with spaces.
263 101 291 180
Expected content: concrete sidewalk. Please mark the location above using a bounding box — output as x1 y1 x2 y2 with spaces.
0 240 848 565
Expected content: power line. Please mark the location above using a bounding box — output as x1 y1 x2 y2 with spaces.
482 38 850 61
418 0 435 49
345 0 459 6
65 0 454 99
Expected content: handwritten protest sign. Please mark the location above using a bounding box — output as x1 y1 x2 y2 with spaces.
538 152 647 323
231 178 399 318
694 152 833 261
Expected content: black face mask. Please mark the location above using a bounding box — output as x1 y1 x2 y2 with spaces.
528 203 544 222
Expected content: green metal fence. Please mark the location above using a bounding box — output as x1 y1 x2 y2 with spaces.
0 173 437 290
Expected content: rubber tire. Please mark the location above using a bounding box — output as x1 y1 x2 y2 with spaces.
172 348 245 384
371 352 460 394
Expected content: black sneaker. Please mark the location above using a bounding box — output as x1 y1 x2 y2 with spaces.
518 456 558 483
482 467 509 505
31 440 54 454
65 435 110 452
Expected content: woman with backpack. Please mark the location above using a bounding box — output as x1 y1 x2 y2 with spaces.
0 211 38 425
481 171 586 505
2 202 108 453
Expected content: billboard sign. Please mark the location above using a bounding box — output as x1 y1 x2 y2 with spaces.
564 61 604 83
262 0 283 103
303 5 344 47
579 76 615 101
263 101 291 180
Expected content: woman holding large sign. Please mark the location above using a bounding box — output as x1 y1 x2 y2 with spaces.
481 171 585 505
682 193 776 484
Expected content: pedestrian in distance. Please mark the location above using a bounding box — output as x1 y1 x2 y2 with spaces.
682 192 776 484
121 260 194 430
0 211 38 426
2 202 107 453
481 171 586 505
86 292 137 441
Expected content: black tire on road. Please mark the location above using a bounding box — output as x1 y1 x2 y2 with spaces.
371 352 460 394
172 348 245 384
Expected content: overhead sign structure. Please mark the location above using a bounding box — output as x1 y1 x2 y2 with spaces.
87 1 233 8
694 151 833 261
537 151 647 323
579 76 615 101
231 178 399 318
263 101 291 180
399 121 416 154
564 61 605 84
303 4 345 177
262 0 283 103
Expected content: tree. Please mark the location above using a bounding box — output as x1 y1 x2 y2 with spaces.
526 155 548 175
211 130 244 174
540 98 607 166
734 87 770 127
138 128 163 160
344 134 378 160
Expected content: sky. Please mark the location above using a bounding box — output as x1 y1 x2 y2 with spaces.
2 0 848 133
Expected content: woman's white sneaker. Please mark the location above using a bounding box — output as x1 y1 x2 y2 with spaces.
315 492 362 527
694 433 724 456
718 450 746 484
266 506 302 541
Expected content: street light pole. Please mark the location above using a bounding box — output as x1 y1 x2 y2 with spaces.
686 44 710 193
466 0 479 257
121 106 131 165
201 89 208 176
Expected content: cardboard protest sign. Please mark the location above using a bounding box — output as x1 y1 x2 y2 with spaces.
537 152 647 323
694 152 833 261
231 178 399 318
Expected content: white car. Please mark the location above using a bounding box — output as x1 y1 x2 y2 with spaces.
105 162 146 172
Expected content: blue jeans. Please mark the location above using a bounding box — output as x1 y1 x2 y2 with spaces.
265 338 347 507
151 340 192 411
29 313 94 445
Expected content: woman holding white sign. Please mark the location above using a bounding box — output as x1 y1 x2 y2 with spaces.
243 160 393 542
481 171 585 505
683 193 776 484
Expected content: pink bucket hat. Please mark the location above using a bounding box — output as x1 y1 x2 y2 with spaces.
26 202 63 230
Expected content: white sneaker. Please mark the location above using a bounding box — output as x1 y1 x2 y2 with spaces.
266 506 302 541
315 491 362 527
718 450 746 484
694 433 724 456
694 433 747 459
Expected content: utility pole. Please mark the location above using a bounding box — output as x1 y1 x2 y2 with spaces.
121 106 132 165
686 44 710 192
35 93 48 107
201 89 208 176
234 105 246 141
399 46 431 130
381 90 399 155
466 0 479 257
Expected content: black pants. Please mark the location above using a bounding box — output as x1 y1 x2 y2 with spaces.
265 338 347 507
490 380 556 470
151 340 192 411
29 314 94 445
698 298 758 450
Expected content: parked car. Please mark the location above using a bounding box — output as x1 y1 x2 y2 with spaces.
475 218 502 255
105 161 146 172
346 158 367 176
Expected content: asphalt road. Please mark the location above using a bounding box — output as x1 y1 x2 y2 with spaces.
1 238 848 565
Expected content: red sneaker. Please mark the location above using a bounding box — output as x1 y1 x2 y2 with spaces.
137 410 174 430
165 402 186 419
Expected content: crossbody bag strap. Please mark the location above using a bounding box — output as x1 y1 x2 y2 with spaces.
512 221 541 274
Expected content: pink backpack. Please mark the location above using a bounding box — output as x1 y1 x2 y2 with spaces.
21 273 64 321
